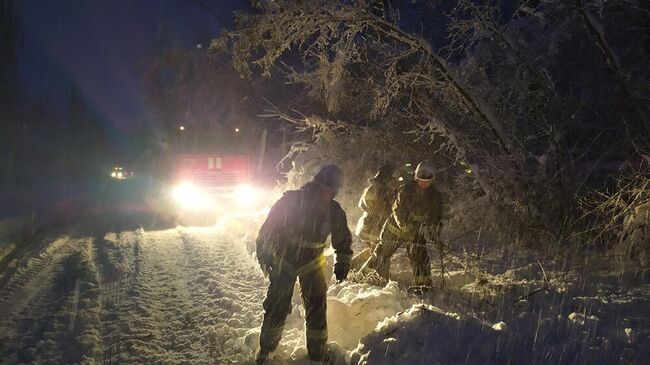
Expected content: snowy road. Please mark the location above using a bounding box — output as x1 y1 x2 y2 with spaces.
0 217 369 365
0 224 275 364
1 216 649 364
98 227 271 364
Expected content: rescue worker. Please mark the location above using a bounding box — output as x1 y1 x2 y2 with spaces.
255 165 353 364
352 164 401 270
368 159 443 292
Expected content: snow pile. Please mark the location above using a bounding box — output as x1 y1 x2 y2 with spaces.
350 304 501 365
241 281 408 362
327 281 418 349
248 280 417 364
346 289 648 364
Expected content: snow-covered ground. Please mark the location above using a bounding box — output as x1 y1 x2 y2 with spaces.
0 212 648 364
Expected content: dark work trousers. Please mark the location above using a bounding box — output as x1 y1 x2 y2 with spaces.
259 257 328 361
371 228 433 287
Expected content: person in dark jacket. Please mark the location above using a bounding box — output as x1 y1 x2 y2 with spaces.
255 165 353 364
368 159 443 291
352 164 401 270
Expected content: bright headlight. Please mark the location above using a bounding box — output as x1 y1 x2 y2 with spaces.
234 184 257 207
172 183 207 209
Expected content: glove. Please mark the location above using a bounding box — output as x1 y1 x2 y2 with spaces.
334 262 350 283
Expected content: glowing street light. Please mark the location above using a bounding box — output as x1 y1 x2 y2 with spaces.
235 128 240 133
179 126 185 131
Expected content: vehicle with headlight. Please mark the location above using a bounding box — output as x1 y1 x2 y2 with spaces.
110 166 135 180
170 154 262 217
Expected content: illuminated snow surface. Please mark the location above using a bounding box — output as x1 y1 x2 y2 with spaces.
0 214 648 364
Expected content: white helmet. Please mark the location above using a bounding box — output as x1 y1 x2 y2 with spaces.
414 160 435 180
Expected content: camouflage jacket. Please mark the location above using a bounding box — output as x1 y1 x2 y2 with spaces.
383 180 443 241
356 181 398 241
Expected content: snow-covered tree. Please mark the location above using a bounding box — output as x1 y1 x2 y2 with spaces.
214 0 649 243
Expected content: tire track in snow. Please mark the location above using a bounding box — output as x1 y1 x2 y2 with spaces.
0 236 76 308
98 228 211 364
177 227 273 364
0 237 80 352
94 230 142 365
0 237 103 364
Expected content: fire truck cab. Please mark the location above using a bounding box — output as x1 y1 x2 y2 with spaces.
163 124 275 225
170 153 260 213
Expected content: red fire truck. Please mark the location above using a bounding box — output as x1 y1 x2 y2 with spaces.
170 153 261 213
162 123 280 224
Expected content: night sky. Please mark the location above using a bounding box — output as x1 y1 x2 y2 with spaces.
18 0 246 134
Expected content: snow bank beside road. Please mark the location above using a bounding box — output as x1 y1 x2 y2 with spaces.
350 304 501 365
327 281 417 350
347 288 648 364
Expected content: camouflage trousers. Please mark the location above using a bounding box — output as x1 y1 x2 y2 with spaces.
369 227 433 287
